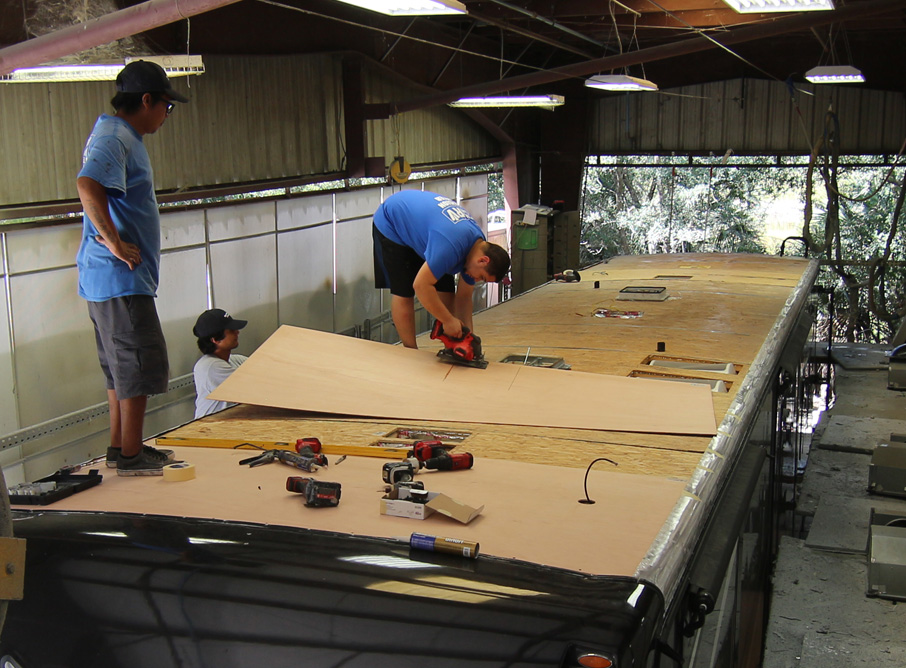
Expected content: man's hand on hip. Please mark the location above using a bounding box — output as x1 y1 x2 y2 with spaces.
96 236 142 271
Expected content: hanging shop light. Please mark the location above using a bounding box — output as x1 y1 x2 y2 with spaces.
585 74 658 92
721 0 833 12
0 55 205 83
804 65 865 84
449 94 565 109
333 0 466 15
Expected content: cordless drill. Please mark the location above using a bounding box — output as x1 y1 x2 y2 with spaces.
411 440 474 471
382 460 417 485
286 476 342 507
275 449 323 472
295 437 329 467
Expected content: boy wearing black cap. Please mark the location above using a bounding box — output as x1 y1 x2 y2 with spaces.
192 309 250 419
76 61 189 476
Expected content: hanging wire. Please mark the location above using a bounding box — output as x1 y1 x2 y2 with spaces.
256 0 550 73
642 0 780 82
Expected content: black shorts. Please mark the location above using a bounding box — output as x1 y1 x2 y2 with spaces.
372 223 454 298
88 295 170 400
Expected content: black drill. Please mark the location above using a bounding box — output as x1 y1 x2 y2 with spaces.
286 476 341 507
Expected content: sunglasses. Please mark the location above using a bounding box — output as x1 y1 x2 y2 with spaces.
163 100 174 115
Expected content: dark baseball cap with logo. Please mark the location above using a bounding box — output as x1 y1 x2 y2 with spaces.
193 309 248 338
115 60 189 103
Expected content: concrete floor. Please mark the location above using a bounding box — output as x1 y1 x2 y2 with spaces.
763 348 906 667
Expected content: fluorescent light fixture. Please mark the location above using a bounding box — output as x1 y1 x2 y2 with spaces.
334 0 466 15
805 65 865 84
449 94 565 109
125 55 205 78
0 64 123 83
0 55 204 83
585 74 658 92
722 0 833 12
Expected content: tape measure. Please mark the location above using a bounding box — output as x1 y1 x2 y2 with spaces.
390 156 411 184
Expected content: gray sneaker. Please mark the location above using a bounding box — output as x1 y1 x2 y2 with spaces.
107 445 176 469
117 450 168 476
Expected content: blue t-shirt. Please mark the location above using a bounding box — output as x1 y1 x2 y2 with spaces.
374 190 485 283
76 114 161 301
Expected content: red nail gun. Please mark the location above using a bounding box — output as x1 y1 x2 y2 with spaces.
430 320 489 369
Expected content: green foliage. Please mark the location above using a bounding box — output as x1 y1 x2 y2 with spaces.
580 156 906 344
580 158 784 263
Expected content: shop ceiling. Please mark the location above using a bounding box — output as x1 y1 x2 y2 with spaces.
0 0 904 112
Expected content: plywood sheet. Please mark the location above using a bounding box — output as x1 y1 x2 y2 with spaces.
209 325 717 436
169 404 710 476
19 446 686 576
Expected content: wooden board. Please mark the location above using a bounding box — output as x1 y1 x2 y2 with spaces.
19 446 686 576
171 405 710 476
209 325 717 436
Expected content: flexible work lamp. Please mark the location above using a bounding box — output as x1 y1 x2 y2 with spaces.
722 0 833 11
805 65 865 84
0 55 205 83
585 74 658 92
449 95 565 109
333 0 466 15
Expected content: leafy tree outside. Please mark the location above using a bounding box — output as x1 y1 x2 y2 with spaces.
579 156 906 344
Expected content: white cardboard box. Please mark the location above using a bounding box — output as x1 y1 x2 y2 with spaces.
380 489 483 523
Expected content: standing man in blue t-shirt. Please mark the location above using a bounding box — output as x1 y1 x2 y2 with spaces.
76 61 188 476
372 190 510 349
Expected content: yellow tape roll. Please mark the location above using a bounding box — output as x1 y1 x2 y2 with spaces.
163 462 196 482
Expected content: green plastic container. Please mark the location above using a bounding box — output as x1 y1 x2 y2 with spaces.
515 225 538 250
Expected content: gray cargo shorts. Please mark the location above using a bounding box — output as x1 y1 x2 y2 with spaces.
88 295 169 400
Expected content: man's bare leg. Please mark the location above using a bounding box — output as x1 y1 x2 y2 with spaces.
106 389 121 449
391 295 417 348
118 395 148 457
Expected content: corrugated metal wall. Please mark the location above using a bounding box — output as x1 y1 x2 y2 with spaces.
589 79 906 156
0 54 499 207
364 72 498 166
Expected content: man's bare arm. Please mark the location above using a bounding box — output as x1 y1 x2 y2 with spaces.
454 280 474 332
413 263 464 338
76 176 141 270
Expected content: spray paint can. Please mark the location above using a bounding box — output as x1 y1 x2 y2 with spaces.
409 533 480 559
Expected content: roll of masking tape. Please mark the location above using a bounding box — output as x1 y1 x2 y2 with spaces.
163 462 196 482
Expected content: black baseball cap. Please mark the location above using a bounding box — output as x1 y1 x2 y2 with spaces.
115 60 189 103
193 309 248 338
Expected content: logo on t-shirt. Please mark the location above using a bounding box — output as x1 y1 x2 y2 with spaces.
434 197 472 224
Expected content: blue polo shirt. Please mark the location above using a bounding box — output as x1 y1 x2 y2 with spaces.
76 114 161 301
374 190 485 283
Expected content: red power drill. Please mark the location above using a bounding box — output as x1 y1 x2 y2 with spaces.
430 320 488 369
295 437 329 467
286 476 342 507
411 439 473 471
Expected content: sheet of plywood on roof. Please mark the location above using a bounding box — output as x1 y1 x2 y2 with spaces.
209 325 717 436
21 447 685 576
472 298 786 363
164 405 707 477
